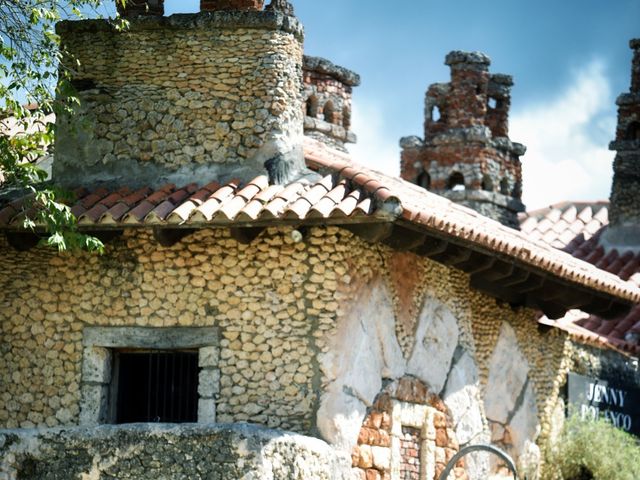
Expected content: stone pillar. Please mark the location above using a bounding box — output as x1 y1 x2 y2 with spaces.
604 39 640 247
116 0 164 17
444 51 491 129
486 74 513 138
200 0 264 11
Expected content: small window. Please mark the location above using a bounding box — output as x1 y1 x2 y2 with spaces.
323 100 336 124
500 178 510 195
488 97 499 109
417 171 431 190
431 106 441 122
112 350 200 424
306 96 318 118
481 174 494 192
448 172 465 191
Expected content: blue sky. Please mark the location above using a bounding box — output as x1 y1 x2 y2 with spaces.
103 1 640 208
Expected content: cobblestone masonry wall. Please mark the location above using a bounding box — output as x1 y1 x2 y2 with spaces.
0 424 352 480
0 228 572 477
54 13 304 189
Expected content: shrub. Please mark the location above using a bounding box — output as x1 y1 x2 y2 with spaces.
544 415 640 480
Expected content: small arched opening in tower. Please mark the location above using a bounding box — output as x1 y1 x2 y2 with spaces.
306 95 319 118
500 178 510 195
342 106 351 130
487 97 503 110
626 121 640 141
417 171 431 190
323 100 336 124
481 174 494 192
430 105 442 123
448 172 465 191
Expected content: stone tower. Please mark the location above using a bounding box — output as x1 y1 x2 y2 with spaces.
400 51 526 229
603 39 640 248
302 56 360 152
54 0 304 189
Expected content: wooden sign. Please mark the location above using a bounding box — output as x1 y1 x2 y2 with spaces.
567 372 640 436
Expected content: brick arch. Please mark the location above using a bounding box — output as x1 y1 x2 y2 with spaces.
351 376 468 480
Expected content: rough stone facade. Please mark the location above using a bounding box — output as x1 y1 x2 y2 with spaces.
54 11 305 189
0 226 574 478
399 51 526 228
303 56 360 152
0 424 352 479
605 39 640 248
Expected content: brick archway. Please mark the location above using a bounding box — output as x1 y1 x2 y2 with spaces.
351 377 468 480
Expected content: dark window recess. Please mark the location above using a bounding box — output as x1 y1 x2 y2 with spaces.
114 350 199 424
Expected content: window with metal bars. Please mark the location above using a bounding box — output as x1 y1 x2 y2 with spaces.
112 350 200 424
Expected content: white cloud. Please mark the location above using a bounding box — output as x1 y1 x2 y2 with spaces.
347 100 400 176
511 61 616 210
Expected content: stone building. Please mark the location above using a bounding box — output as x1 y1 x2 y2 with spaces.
0 1 639 479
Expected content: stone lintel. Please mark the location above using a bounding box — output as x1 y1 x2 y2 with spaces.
82 326 220 349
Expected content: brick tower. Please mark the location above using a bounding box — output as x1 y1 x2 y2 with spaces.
603 39 640 248
400 51 526 229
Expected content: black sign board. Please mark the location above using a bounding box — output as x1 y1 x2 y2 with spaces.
567 372 640 436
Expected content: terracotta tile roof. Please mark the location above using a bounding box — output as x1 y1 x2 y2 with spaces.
519 202 610 250
0 170 392 229
304 140 640 309
1 138 640 320
521 202 640 355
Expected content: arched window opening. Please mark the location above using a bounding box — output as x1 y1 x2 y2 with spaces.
500 177 510 195
448 172 465 191
626 121 640 141
323 100 336 124
488 97 503 110
481 174 494 192
342 106 351 130
417 171 431 190
512 182 522 199
431 106 442 122
306 96 318 118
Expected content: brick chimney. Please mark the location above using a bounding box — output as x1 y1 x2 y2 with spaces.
400 51 526 229
303 56 360 152
116 0 164 17
54 5 305 189
603 39 640 248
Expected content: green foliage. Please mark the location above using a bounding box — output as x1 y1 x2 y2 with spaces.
0 0 131 252
544 415 640 480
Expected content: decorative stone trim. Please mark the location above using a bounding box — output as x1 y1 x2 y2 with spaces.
389 401 438 480
80 327 220 426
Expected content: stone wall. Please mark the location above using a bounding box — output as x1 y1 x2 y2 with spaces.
0 228 574 477
0 424 352 479
54 12 304 189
